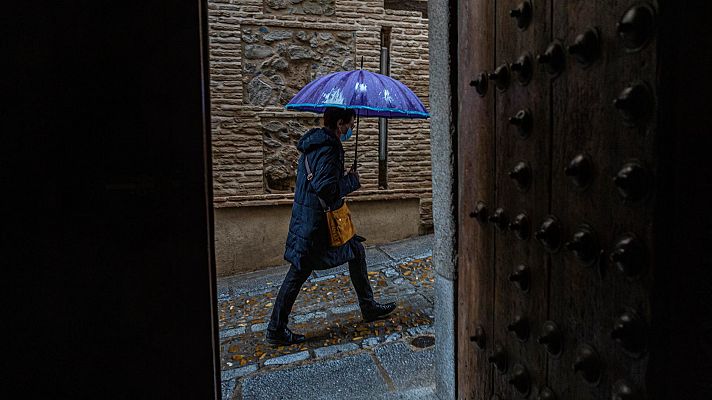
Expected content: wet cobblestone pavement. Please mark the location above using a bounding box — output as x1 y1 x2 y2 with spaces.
217 234 435 400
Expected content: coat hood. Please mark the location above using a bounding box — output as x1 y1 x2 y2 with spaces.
297 127 340 153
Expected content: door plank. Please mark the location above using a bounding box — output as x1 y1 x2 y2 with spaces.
457 0 495 398
492 0 553 398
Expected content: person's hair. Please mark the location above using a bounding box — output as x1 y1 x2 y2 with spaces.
323 107 356 130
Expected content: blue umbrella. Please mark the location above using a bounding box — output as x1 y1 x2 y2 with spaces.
285 69 430 118
285 68 429 169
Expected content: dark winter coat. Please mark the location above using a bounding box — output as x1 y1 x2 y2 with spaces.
284 127 361 271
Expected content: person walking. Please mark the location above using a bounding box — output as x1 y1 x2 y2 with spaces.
266 107 397 346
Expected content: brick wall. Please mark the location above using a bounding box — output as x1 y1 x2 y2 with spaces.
208 0 432 229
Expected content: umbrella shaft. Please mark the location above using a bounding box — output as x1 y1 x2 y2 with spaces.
353 112 360 170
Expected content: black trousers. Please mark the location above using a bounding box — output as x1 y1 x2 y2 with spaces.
268 241 375 331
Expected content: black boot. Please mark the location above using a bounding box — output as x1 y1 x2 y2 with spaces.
361 301 397 322
266 327 306 345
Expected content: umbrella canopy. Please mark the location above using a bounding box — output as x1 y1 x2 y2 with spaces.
285 69 429 119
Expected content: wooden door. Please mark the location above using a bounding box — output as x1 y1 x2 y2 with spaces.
547 1 657 398
457 1 664 398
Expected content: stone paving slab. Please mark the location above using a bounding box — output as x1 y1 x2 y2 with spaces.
313 342 359 358
263 350 310 366
330 303 359 315
312 246 396 278
309 274 335 282
367 246 397 267
374 385 437 400
293 311 326 323
418 291 434 305
241 353 389 400
406 324 434 336
221 379 235 400
218 264 289 298
397 292 435 318
374 341 435 391
221 363 258 381
220 327 246 340
312 263 348 278
379 234 434 261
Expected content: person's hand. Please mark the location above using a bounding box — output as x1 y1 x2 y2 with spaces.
348 166 360 181
347 167 361 190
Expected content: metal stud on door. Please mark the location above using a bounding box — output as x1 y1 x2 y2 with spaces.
509 1 532 30
537 41 565 76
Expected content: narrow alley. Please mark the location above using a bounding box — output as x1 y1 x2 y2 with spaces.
218 235 436 399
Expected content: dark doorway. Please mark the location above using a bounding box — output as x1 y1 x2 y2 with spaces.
6 1 220 398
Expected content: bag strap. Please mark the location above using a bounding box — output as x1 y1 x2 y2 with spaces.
303 153 330 211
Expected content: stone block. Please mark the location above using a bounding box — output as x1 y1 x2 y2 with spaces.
264 30 293 42
380 234 434 261
242 353 387 399
221 363 258 381
263 350 310 366
434 276 456 400
292 311 326 323
244 44 275 59
361 336 381 348
330 303 359 314
374 342 435 391
220 326 246 339
251 322 268 332
385 332 401 342
366 247 394 268
309 274 335 283
313 342 359 358
406 324 433 336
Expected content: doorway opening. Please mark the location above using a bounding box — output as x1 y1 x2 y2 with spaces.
208 1 435 398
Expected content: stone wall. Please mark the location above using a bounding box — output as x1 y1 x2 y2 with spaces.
242 26 356 108
208 0 432 230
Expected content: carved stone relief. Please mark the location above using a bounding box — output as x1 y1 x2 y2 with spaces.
243 25 356 107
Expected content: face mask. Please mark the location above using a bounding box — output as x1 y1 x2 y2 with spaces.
340 127 353 142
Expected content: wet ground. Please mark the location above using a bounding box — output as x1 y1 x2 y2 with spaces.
217 234 435 400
